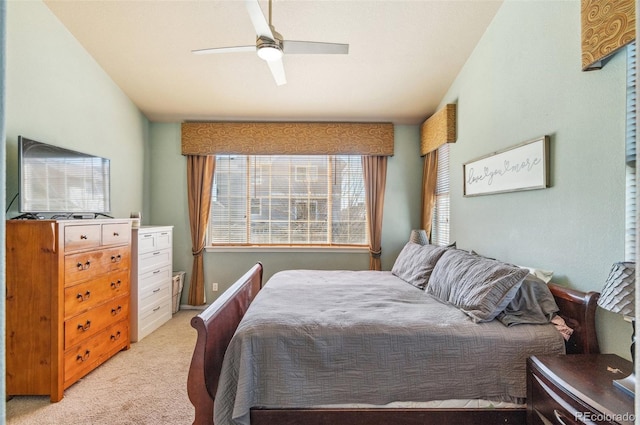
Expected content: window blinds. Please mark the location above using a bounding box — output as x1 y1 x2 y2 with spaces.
626 41 637 261
432 143 450 246
209 155 368 246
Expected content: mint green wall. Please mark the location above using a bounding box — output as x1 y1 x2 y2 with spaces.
437 0 629 358
2 0 149 410
4 0 149 220
148 123 423 303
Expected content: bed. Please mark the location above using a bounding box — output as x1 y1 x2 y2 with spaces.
187 253 600 425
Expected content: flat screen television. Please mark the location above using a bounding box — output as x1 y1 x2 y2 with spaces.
18 136 111 216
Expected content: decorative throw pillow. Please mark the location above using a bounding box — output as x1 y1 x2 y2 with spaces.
497 274 559 326
391 242 448 290
427 249 529 322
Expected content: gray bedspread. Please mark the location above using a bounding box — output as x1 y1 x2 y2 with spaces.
214 270 565 425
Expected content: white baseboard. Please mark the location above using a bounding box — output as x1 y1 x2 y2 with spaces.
178 304 207 311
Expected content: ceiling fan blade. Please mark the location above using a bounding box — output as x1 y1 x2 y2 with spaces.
282 41 349 55
192 46 256 55
245 0 274 39
266 58 287 86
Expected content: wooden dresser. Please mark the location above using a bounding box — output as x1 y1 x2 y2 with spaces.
527 354 635 425
5 219 132 402
130 226 173 342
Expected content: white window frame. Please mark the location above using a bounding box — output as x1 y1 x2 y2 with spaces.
207 155 369 251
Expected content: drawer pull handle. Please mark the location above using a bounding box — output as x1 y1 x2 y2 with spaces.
111 331 121 341
80 235 88 240
111 280 122 289
76 350 91 363
77 320 91 332
111 254 122 263
153 306 161 312
143 234 153 238
111 305 123 315
153 288 161 293
113 232 119 237
76 261 91 271
153 251 161 256
553 409 569 425
76 291 91 302
153 270 161 274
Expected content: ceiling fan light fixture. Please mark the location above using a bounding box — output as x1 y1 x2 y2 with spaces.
257 36 283 61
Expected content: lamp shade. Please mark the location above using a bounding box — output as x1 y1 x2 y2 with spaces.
409 229 429 245
598 262 636 316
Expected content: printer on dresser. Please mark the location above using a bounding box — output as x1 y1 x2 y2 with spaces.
130 226 174 342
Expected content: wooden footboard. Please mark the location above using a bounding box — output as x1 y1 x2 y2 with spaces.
187 262 263 425
187 264 599 425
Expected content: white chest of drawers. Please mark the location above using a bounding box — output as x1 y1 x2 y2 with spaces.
130 226 174 342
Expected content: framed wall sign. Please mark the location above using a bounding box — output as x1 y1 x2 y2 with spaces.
463 136 550 197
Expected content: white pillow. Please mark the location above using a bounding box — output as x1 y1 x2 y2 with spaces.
519 265 553 283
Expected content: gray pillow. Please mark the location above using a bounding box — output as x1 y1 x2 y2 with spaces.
497 274 559 326
427 249 529 322
391 242 448 290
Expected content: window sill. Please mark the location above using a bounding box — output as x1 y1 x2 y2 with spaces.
205 245 370 254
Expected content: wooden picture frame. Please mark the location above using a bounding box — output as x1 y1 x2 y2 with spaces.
463 136 550 197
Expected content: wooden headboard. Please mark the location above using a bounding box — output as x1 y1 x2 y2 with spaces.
548 282 600 354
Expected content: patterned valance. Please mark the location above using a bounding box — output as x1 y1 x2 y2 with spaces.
581 0 635 70
420 104 457 156
181 122 394 156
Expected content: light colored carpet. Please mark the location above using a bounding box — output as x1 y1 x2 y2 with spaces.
6 310 199 425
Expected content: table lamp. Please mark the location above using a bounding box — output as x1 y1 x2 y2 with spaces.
597 261 636 396
409 229 428 245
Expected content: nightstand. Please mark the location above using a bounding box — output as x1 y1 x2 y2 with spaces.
527 354 635 425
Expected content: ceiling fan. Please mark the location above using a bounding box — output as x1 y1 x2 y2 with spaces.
192 0 349 86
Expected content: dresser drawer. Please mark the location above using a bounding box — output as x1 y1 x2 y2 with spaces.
529 373 583 425
64 270 130 319
137 229 172 254
156 230 172 250
64 320 129 389
139 298 172 340
64 247 130 286
64 224 101 252
64 294 129 348
138 249 171 275
139 266 172 305
102 222 131 246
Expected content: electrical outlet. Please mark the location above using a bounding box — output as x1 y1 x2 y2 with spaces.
212 282 219 292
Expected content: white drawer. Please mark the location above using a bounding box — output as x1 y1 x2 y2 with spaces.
138 298 172 340
156 231 172 250
139 267 172 308
138 249 171 275
137 229 173 254
137 232 157 253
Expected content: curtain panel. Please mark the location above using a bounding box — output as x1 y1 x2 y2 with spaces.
181 122 394 156
362 156 388 271
186 155 216 306
421 151 438 240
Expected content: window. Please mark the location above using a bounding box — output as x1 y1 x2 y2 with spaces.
208 155 368 247
625 42 636 261
431 143 450 246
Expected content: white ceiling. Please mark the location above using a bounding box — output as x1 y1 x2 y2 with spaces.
43 0 504 125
